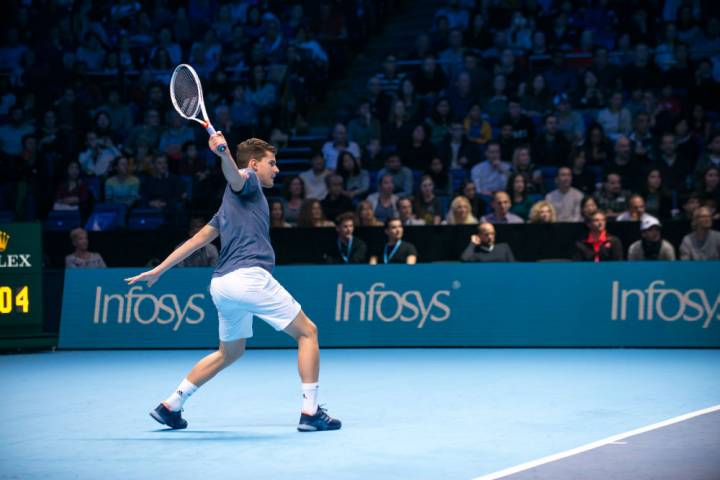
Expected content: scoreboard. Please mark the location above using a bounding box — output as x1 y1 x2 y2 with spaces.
0 223 43 334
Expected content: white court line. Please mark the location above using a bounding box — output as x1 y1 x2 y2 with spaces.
472 404 720 480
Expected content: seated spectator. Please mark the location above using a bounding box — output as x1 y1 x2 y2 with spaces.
125 109 161 156
366 75 392 126
399 124 436 170
437 121 480 170
440 29 466 79
484 74 509 118
680 207 720 260
325 212 367 264
397 197 425 226
697 166 720 212
528 201 557 224
573 211 623 262
297 199 334 228
581 196 600 223
176 217 219 267
545 167 584 222
605 136 642 191
521 74 553 117
377 153 413 197
554 93 585 144
65 227 107 268
510 145 542 193
464 103 492 145
158 112 195 162
596 92 632 141
628 217 676 261
283 176 305 225
415 174 444 225
413 54 447 98
445 195 478 225
105 156 140 208
337 151 369 201
584 123 614 167
679 193 701 222
506 173 534 220
425 157 453 197
460 180 487 220
321 174 354 223
366 174 400 223
617 194 659 223
594 173 631 220
628 111 655 163
356 200 383 227
694 131 720 177
369 218 418 265
78 131 121 177
425 97 453 147
376 54 405 98
447 71 477 120
471 141 511 196
501 98 535 143
321 122 360 171
53 161 92 219
363 137 385 171
140 155 186 215
481 191 524 224
384 99 414 148
532 114 571 166
269 200 292 228
642 169 673 220
299 151 329 200
460 222 515 262
570 149 597 195
0 106 34 157
347 101 380 150
397 78 422 122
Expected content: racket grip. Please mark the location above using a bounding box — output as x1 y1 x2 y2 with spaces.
205 124 227 152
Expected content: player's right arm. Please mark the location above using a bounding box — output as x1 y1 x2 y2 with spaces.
209 132 246 192
124 224 219 286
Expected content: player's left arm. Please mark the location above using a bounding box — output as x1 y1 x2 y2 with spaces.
125 224 219 286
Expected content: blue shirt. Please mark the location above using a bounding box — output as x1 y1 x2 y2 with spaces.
208 170 274 277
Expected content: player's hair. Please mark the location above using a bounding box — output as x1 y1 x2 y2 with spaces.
335 212 355 226
384 217 402 229
235 138 277 168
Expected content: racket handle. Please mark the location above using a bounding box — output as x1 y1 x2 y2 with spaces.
205 124 227 152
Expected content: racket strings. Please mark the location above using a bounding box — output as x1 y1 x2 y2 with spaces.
171 67 202 118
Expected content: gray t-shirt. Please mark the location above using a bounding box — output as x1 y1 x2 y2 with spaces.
209 170 274 277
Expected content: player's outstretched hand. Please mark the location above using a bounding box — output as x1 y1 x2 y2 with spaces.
209 132 227 156
125 268 162 287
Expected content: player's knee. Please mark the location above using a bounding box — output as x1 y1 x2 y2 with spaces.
303 320 318 340
219 343 245 364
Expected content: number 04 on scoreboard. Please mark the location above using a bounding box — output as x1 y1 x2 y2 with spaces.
0 286 29 314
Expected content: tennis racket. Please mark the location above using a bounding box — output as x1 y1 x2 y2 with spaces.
169 63 226 152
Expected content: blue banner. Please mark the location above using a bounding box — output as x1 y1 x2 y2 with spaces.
59 263 720 348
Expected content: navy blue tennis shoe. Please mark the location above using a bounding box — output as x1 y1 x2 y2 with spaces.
297 405 341 432
150 403 188 430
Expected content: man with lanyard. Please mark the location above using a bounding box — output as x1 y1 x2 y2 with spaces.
324 212 367 264
369 217 418 265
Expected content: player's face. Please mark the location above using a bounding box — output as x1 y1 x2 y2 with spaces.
252 153 279 187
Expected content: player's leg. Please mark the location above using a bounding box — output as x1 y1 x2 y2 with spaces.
187 338 247 387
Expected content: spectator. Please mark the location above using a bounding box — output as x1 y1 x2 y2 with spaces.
105 156 139 208
481 191 524 224
521 74 553 116
697 166 720 207
415 175 443 225
283 176 305 225
532 114 571 166
297 198 334 228
159 112 195 162
377 153 413 197
53 161 92 219
425 157 453 197
176 217 219 267
680 207 720 260
397 78 422 122
269 200 292 228
445 195 478 225
356 200 383 227
425 97 453 147
581 195 600 223
545 167 584 222
447 71 477 120
366 174 400 223
65 228 107 268
460 50 491 92
369 218 418 265
325 212 367 264
617 194 659 224
570 149 596 195
399 124 436 170
628 217 676 261
628 111 655 163
642 169 674 220
321 123 360 171
498 122 516 162
397 197 425 226
484 73 509 118
471 142 511 196
573 211 623 262
366 75 392 125
437 121 479 170
595 173 631 219
140 155 186 217
695 131 720 177
124 109 161 156
501 98 535 142
622 43 659 92
506 173 534 220
654 132 694 192
464 103 492 145
336 151 369 201
0 106 34 157
228 84 257 134
583 123 613 166
384 99 413 148
78 131 121 177
680 193 702 222
299 152 329 200
460 222 515 262
544 51 577 94
413 54 447 97
528 201 557 224
439 28 465 80
347 101 380 150
321 174 354 223
97 89 133 138
554 93 585 144
460 179 487 220
376 54 405 98
596 92 632 141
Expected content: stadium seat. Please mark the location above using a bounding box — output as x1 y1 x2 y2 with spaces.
451 169 467 191
44 210 82 231
84 177 102 202
85 203 127 231
127 208 165 230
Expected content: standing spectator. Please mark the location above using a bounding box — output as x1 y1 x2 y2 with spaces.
532 114 572 166
415 175 443 225
471 142 511 196
283 176 305 225
680 207 720 260
299 152 330 200
369 218 418 265
397 197 425 226
269 200 292 228
628 217 676 261
445 195 478 225
321 123 361 171
545 167 584 222
617 194 659 223
297 199 334 228
65 228 107 268
325 212 367 264
595 173 631 219
506 173 534 220
105 156 139 208
573 211 623 262
366 174 400 223
377 153 413 197
321 174 354 223
336 151 369 201
596 92 632 141
460 222 515 262
356 200 383 227
642 169 674 220
481 191 524 224
528 201 557 224
78 131 120 177
347 101 380 150
176 217 219 267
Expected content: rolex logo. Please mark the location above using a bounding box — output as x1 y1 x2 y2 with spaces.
0 231 9 253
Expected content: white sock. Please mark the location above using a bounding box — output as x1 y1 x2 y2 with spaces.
301 383 319 415
163 378 198 412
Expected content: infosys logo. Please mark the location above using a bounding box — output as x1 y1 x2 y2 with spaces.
611 280 719 328
93 286 206 331
334 282 452 328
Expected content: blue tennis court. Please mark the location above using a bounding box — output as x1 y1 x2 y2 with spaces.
2 348 719 479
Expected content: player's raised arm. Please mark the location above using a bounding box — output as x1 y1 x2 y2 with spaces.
124 224 219 286
209 132 246 192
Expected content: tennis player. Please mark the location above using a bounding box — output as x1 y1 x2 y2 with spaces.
125 134 341 432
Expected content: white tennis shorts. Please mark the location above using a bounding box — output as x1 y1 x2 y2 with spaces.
209 267 301 342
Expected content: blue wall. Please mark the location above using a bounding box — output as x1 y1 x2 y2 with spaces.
59 263 720 348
